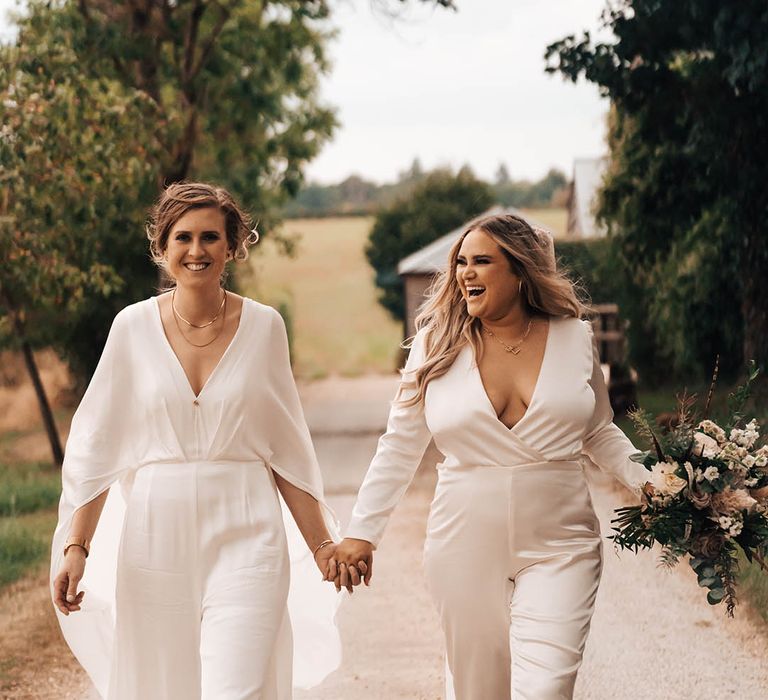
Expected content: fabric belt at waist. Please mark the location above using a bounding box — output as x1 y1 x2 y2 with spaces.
136 457 267 470
437 459 583 473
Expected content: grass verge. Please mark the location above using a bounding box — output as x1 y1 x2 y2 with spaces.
0 462 60 517
0 508 57 588
737 554 768 624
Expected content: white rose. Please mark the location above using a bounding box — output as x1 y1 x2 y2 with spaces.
693 431 719 458
650 461 686 496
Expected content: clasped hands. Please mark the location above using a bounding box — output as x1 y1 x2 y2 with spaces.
313 538 373 594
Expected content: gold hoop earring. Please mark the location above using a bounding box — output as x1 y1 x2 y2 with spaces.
518 279 523 295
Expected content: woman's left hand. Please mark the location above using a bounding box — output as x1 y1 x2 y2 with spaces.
314 542 338 579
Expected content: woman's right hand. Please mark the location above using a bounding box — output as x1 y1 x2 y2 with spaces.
53 549 87 615
329 538 374 593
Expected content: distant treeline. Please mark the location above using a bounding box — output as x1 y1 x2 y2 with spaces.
282 160 569 218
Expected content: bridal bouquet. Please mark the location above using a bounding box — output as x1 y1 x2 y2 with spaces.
611 362 768 616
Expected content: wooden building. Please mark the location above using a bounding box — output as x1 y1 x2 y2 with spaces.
566 157 608 239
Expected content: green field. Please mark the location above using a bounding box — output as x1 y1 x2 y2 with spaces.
241 211 567 379
520 208 568 238
242 217 403 379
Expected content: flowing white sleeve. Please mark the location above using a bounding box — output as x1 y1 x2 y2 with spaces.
264 308 341 689
581 320 649 496
345 329 432 547
50 308 138 697
265 308 330 502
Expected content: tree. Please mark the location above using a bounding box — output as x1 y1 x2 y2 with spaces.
0 10 160 465
366 168 494 321
63 1 338 216
1 0 457 463
61 0 454 205
398 157 425 184
491 167 568 209
528 168 567 206
546 1 768 383
494 163 511 186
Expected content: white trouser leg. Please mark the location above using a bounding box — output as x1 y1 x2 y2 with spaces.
112 565 202 700
423 463 602 700
112 462 292 699
425 537 514 699
197 463 292 700
200 556 291 699
509 550 601 700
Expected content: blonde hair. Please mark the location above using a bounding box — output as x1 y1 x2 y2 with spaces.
401 213 588 407
146 181 258 275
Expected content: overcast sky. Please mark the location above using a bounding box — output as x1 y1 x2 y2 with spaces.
0 0 612 184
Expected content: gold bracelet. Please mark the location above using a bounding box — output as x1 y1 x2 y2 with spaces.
64 536 90 558
312 539 334 558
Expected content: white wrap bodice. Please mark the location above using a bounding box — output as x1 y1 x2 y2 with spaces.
346 316 648 546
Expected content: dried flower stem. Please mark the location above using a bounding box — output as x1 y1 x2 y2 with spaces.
703 354 720 419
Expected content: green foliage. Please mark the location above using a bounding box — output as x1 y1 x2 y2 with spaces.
726 361 760 431
0 463 61 517
63 0 454 230
546 1 768 384
493 168 568 209
0 2 161 379
283 175 382 218
366 168 494 321
554 237 617 304
283 166 568 219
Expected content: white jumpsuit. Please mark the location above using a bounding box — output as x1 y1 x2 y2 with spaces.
51 297 340 699
346 316 648 700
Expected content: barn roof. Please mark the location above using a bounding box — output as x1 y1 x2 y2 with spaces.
397 205 550 276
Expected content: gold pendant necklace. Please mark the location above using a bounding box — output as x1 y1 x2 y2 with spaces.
172 287 226 328
172 293 228 348
482 318 533 355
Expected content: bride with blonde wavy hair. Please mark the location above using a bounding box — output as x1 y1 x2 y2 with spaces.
403 213 588 406
328 212 649 699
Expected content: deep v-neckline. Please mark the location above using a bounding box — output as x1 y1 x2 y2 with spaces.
152 295 248 400
473 317 553 433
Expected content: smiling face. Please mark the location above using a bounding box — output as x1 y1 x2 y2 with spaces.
164 206 230 287
455 227 523 321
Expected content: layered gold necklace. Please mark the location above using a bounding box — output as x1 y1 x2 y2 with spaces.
171 288 227 348
482 318 533 355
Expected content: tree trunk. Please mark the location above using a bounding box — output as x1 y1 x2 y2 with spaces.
2 291 65 467
19 338 65 467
